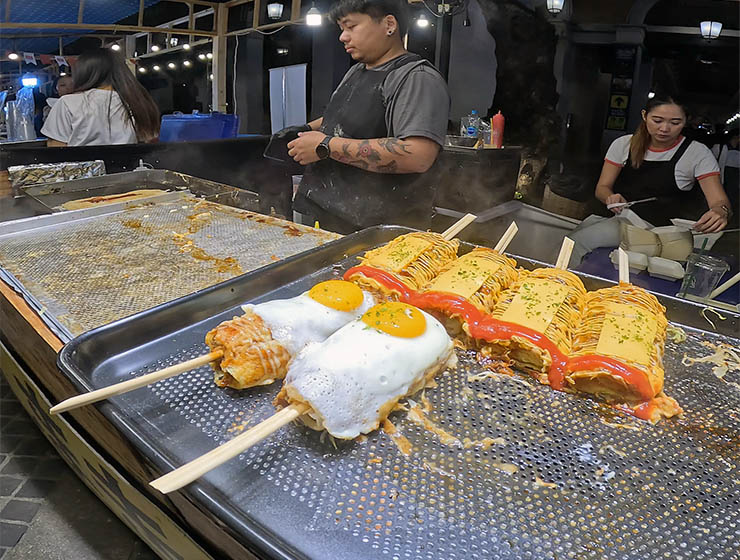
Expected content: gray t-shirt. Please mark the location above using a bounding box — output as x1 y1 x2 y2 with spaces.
333 56 450 146
42 89 137 146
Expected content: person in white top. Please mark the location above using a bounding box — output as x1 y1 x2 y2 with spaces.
42 48 159 147
595 94 730 232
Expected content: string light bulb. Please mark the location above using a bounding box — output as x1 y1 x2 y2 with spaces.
183 60 192 67
182 43 191 50
167 62 176 69
206 52 213 59
8 52 19 60
306 5 322 26
416 14 429 28
153 65 161 71
151 45 160 52
138 67 147 73
110 43 121 51
198 53 206 60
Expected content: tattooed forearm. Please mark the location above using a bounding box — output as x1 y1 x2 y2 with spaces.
328 136 437 174
377 137 412 156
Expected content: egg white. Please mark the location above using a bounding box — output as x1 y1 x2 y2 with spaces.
284 309 455 439
242 289 375 356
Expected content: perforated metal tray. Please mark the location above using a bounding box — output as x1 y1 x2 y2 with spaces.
58 226 740 560
0 192 339 341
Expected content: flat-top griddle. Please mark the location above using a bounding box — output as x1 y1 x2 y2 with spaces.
58 227 739 560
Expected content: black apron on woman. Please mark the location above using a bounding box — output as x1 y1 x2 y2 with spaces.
294 53 440 234
612 138 706 226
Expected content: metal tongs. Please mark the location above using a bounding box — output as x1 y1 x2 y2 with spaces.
606 196 657 210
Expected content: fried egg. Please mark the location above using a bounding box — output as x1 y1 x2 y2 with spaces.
242 279 375 355
282 302 456 439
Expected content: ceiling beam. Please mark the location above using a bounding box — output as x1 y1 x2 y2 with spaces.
0 23 217 37
646 25 740 38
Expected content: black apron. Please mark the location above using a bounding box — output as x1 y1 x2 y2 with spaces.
612 138 705 226
294 53 440 234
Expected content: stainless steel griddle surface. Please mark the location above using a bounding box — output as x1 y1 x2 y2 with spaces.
58 227 739 560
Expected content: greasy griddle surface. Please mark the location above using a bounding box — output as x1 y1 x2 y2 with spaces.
110 254 739 560
0 193 338 337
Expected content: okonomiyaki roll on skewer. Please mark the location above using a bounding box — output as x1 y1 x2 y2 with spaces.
206 279 375 389
50 279 375 415
566 249 682 422
480 237 586 387
414 222 520 338
345 231 460 299
150 302 456 493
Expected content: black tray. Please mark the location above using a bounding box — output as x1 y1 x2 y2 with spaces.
58 226 740 560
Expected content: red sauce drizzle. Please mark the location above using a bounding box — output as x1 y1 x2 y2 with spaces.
345 265 652 398
613 401 658 422
567 356 655 401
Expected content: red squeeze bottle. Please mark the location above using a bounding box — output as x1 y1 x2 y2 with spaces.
492 111 505 148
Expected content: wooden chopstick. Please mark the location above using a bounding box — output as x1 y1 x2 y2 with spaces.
150 402 310 494
49 350 223 415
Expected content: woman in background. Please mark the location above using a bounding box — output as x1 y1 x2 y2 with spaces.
595 94 730 233
42 48 159 146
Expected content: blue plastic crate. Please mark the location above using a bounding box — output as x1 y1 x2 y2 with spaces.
159 111 240 142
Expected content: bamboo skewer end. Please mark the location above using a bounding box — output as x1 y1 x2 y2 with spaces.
493 221 518 253
618 247 630 284
49 350 224 415
150 402 310 494
555 237 575 270
441 213 477 241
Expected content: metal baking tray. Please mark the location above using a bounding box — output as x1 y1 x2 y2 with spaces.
0 192 339 341
58 226 739 560
21 169 259 212
434 201 580 264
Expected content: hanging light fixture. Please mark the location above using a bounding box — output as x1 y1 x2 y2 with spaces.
699 21 722 40
151 45 160 52
546 0 565 14
138 67 147 73
182 43 191 50
110 43 121 51
8 52 19 60
416 14 429 28
183 60 192 67
167 62 177 69
306 5 322 26
267 2 284 20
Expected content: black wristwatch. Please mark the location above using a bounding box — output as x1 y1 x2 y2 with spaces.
315 135 332 160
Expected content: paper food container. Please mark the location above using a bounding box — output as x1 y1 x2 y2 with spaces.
610 249 648 273
619 222 661 257
647 256 686 281
651 226 694 261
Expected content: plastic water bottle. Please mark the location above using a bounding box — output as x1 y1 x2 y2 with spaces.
460 110 481 138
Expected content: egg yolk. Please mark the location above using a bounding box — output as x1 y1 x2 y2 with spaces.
361 302 426 338
308 280 364 311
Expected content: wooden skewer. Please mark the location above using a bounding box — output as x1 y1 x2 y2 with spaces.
49 350 223 415
617 247 630 284
554 237 575 270
493 221 518 253
709 271 740 300
150 403 310 494
441 213 477 240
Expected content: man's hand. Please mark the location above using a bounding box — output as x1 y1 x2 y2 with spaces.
287 131 325 165
605 193 628 213
694 207 728 233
